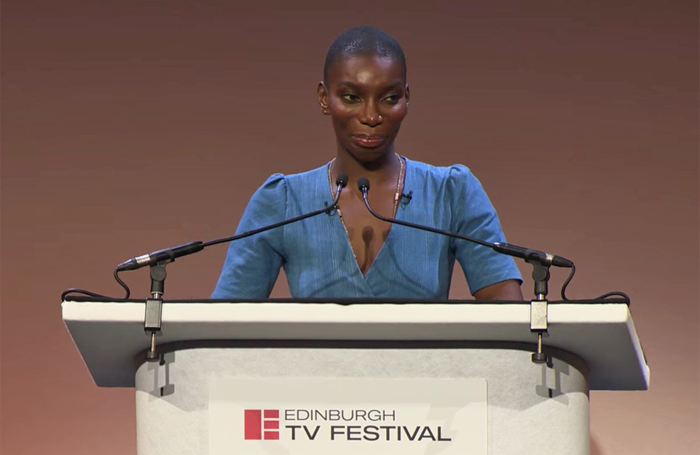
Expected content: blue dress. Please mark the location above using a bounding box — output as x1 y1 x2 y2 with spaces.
211 157 522 299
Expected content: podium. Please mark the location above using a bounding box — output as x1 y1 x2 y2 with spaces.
62 299 649 455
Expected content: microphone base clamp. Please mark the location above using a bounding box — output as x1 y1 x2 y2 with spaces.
528 261 551 365
530 300 550 365
144 261 171 362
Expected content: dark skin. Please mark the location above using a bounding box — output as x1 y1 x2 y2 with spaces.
317 55 523 301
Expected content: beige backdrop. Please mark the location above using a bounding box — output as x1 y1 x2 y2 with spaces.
1 1 698 454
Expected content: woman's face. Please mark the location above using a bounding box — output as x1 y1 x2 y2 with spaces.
318 54 409 164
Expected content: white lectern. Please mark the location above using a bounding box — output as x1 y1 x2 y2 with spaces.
62 299 649 455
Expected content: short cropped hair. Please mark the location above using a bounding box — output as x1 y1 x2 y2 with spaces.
323 25 407 83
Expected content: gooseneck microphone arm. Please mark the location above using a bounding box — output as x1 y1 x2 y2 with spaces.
356 177 573 270
117 175 349 273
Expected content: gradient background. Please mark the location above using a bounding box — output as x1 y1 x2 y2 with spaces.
1 1 698 454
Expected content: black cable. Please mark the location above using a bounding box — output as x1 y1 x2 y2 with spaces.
592 291 631 303
61 268 131 301
560 263 630 305
114 268 131 299
60 288 113 301
560 264 576 301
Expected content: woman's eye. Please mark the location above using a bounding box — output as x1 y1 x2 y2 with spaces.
384 94 401 104
342 94 359 102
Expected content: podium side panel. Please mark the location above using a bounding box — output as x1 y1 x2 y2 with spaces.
135 343 589 455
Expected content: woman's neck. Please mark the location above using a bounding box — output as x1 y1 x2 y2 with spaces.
331 147 401 189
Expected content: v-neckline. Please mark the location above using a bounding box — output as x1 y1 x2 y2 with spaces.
328 156 409 281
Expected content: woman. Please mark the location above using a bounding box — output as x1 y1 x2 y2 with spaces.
212 26 523 301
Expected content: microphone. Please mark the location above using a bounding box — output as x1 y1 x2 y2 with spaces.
116 174 349 272
116 241 205 272
356 177 573 268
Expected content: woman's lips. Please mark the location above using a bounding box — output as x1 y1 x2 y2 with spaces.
351 135 385 148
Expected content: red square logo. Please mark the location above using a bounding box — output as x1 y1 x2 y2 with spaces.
244 409 279 440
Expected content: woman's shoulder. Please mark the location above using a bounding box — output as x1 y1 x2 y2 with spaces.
254 163 328 190
281 163 329 186
404 156 477 187
249 163 330 210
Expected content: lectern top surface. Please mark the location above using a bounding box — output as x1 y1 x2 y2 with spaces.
62 300 649 390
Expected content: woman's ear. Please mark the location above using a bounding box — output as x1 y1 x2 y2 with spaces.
317 82 330 115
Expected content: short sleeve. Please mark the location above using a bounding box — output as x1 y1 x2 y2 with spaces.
211 174 287 299
447 165 522 295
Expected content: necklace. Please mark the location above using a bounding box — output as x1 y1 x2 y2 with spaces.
327 154 405 271
327 153 405 218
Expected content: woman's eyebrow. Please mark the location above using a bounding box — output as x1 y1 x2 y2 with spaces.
336 81 404 90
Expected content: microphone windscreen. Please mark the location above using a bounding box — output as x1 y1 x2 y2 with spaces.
357 177 370 191
336 173 349 188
